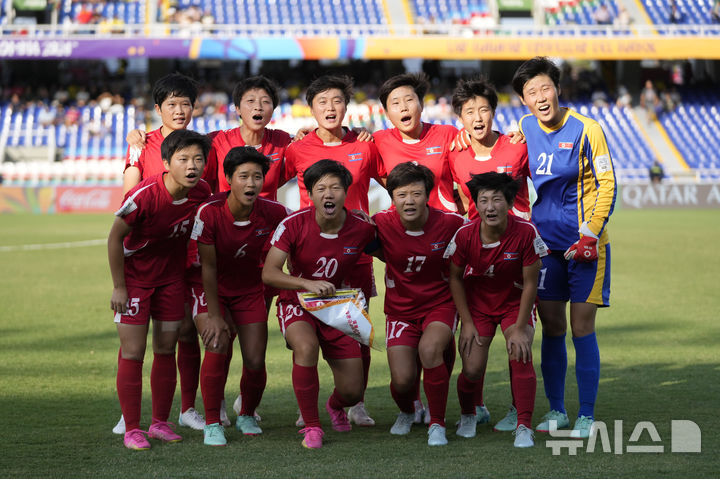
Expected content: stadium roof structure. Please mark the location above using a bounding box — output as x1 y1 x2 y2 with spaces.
1 23 719 60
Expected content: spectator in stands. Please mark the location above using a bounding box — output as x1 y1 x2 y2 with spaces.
613 6 631 27
669 1 683 23
38 103 58 127
640 80 660 122
615 86 632 109
712 1 720 23
592 4 613 25
661 88 680 114
649 161 664 184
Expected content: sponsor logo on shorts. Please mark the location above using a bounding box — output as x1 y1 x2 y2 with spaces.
426 146 443 155
348 153 363 162
430 241 446 252
559 142 573 149
503 252 519 260
343 246 358 255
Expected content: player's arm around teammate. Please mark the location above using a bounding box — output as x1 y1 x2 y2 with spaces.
108 130 211 451
447 172 545 448
262 160 375 449
193 146 289 446
369 163 465 447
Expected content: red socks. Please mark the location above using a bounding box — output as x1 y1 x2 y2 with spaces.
117 355 143 431
292 363 320 428
200 350 228 425
457 372 481 415
177 339 201 413
360 345 371 402
510 359 536 428
423 364 450 427
239 366 267 416
150 353 176 424
327 388 353 410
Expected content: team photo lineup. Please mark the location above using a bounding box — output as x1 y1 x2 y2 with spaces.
108 56 616 452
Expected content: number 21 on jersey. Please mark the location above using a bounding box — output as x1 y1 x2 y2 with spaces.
536 152 554 176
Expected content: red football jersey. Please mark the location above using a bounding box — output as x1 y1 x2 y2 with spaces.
193 193 291 297
448 133 531 220
283 129 382 213
373 207 465 319
116 173 211 288
374 123 458 212
210 127 291 200
446 215 547 317
270 207 376 306
124 128 219 192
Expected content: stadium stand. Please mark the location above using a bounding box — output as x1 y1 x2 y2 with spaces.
59 0 146 26
642 0 716 25
410 0 492 24
542 0 620 26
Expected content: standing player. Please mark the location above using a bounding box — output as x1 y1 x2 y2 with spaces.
448 77 531 431
375 73 459 213
446 172 545 448
114 73 210 435
370 163 465 446
108 129 211 450
262 160 376 449
191 146 291 446
283 75 383 427
512 57 616 438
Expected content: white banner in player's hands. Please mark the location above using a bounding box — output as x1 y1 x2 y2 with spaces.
297 289 382 351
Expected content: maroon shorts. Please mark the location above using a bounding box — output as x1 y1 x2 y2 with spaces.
114 280 185 325
473 306 537 337
385 305 458 349
189 283 267 326
277 301 361 360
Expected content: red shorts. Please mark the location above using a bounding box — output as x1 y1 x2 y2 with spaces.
343 260 376 302
385 305 458 349
277 301 362 360
473 306 537 337
114 280 185 325
189 283 267 326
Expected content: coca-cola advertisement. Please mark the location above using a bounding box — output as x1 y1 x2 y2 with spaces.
55 186 124 213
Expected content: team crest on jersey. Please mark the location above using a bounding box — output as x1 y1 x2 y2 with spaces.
255 227 271 237
558 142 573 149
268 152 281 162
496 165 513 174
503 252 519 260
348 153 363 162
430 241 446 252
343 246 359 255
426 146 442 156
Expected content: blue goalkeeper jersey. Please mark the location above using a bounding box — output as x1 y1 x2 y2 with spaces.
519 108 617 251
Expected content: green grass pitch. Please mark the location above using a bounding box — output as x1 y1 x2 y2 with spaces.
0 209 718 478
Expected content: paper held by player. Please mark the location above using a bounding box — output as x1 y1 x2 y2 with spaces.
297 289 382 351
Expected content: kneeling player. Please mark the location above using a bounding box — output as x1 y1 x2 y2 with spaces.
446 172 546 448
192 147 291 446
262 160 376 449
370 163 465 446
108 130 211 450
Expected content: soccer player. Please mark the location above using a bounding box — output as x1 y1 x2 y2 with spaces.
448 77 531 431
449 77 530 221
370 162 465 446
375 73 459 213
283 75 383 427
191 146 291 446
208 76 291 200
108 129 211 451
512 57 616 438
262 160 376 449
446 172 546 448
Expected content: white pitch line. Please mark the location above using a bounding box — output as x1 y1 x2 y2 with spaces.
0 238 106 252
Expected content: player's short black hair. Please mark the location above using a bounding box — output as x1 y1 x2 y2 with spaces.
466 172 519 206
223 146 271 179
378 73 430 110
386 162 435 198
451 77 498 116
232 76 280 109
303 159 353 193
511 56 561 97
306 75 353 106
153 72 199 106
161 129 211 163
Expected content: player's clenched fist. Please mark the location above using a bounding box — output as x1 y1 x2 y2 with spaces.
304 280 336 297
564 235 598 262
